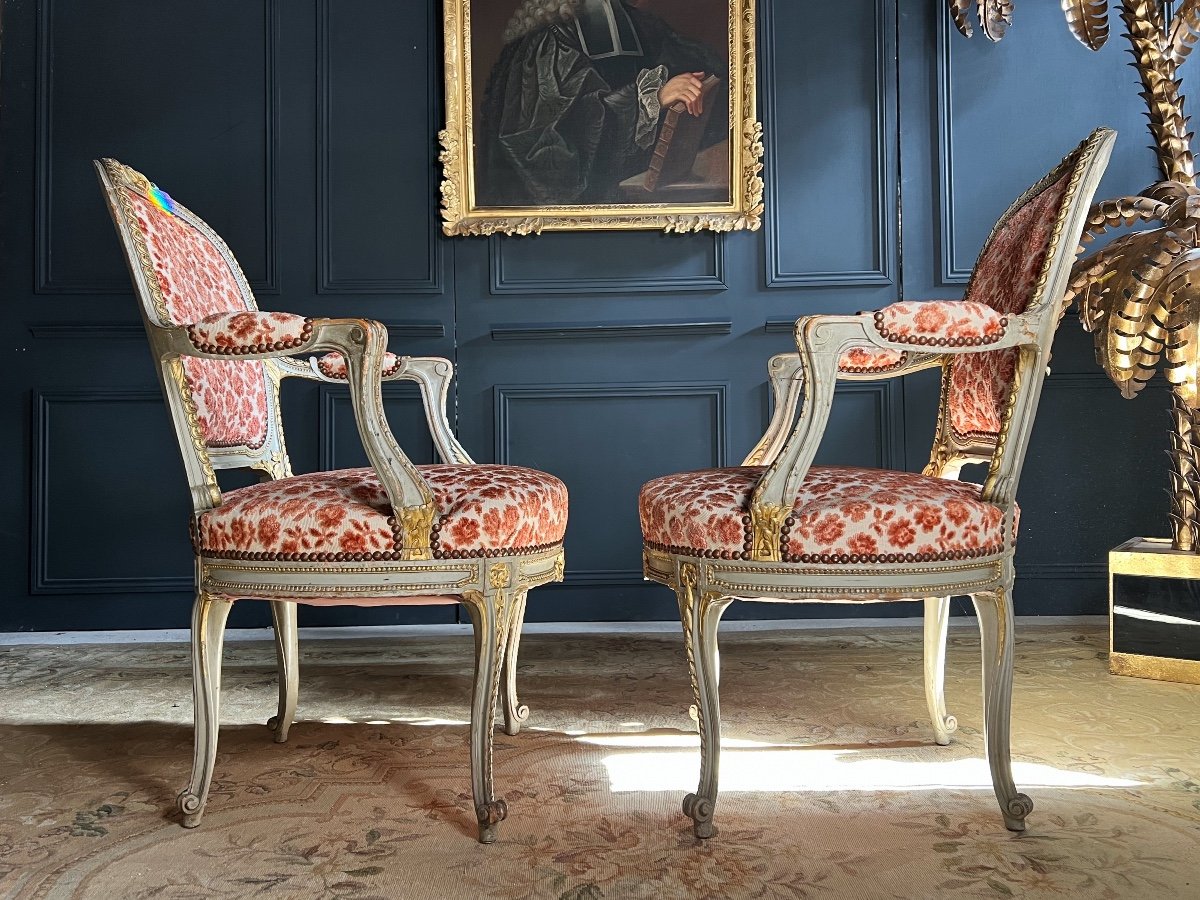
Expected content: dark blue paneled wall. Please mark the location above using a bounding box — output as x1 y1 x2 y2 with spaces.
0 0 1170 631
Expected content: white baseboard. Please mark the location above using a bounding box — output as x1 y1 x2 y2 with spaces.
0 616 1108 647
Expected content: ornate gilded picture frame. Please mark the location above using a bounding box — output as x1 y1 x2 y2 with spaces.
440 0 763 235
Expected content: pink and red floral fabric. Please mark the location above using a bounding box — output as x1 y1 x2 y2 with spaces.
186 311 313 355
640 466 1010 564
947 169 1072 439
180 357 271 448
196 465 568 560
317 351 403 380
838 346 906 373
873 301 1007 347
126 189 248 325
126 188 272 450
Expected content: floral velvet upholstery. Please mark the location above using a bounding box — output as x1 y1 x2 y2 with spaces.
837 346 906 373
126 188 272 450
873 301 1008 347
186 311 313 355
317 351 402 380
640 466 1011 564
195 465 568 561
946 167 1073 439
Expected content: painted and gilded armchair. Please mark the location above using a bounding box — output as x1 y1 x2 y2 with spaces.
95 159 567 843
640 128 1115 838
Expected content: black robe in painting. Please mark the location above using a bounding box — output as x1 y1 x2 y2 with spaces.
478 5 726 207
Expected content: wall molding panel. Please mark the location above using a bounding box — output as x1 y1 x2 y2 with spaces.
488 233 726 295
934 7 978 286
31 391 192 594
763 0 897 287
318 383 434 471
490 319 732 341
34 0 280 295
316 0 444 295
494 382 728 586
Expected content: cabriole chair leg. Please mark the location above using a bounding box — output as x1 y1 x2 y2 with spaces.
462 585 510 843
267 600 299 743
178 593 234 828
678 565 734 839
923 597 958 746
972 588 1033 831
501 589 530 736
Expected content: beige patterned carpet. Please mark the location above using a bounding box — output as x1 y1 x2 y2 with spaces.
1 622 1197 899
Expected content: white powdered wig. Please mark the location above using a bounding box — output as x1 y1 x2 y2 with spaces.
502 0 583 44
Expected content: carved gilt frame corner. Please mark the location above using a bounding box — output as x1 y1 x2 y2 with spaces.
439 0 763 236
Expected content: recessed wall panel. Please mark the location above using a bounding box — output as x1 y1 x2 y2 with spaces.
495 384 727 582
319 0 441 293
37 0 275 293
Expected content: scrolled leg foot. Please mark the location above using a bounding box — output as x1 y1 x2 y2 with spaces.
1003 793 1034 832
502 704 529 737
265 715 289 744
934 714 959 747
177 790 206 828
683 793 717 839
476 799 508 844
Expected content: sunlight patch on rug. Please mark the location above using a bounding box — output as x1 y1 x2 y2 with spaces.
596 745 1145 792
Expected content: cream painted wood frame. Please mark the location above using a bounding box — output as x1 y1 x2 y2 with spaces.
439 0 763 235
643 128 1117 839
94 159 564 844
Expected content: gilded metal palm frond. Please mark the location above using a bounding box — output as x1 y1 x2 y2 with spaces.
1062 0 1112 50
1072 227 1192 397
953 0 1200 550
1167 0 1200 63
949 0 1013 41
1080 196 1170 241
950 0 975 38
979 0 1015 41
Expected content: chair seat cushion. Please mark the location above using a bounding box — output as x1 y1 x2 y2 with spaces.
640 466 1011 564
196 465 568 561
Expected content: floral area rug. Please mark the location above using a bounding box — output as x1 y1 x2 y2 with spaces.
1 623 1197 899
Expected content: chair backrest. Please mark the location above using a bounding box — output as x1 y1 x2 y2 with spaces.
929 129 1115 480
95 159 288 508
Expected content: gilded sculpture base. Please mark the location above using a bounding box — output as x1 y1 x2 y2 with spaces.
1109 538 1200 686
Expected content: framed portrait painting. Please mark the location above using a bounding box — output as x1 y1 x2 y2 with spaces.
439 0 763 235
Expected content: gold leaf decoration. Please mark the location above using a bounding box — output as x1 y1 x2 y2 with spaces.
1061 0 1111 50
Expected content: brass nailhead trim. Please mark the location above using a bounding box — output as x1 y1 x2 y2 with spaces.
838 351 909 374
644 536 1003 566
316 353 404 380
872 310 1008 347
199 540 563 563
186 318 315 355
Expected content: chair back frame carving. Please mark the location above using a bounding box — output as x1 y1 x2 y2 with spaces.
96 159 291 513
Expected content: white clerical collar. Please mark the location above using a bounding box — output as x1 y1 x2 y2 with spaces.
575 0 644 60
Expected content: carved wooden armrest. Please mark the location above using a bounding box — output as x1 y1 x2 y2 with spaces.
273 353 473 466
742 348 945 467
745 311 1039 560
157 316 438 558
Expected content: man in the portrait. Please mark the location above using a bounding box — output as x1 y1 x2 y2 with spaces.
478 0 727 207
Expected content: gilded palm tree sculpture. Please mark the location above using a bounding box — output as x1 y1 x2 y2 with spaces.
953 0 1200 552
